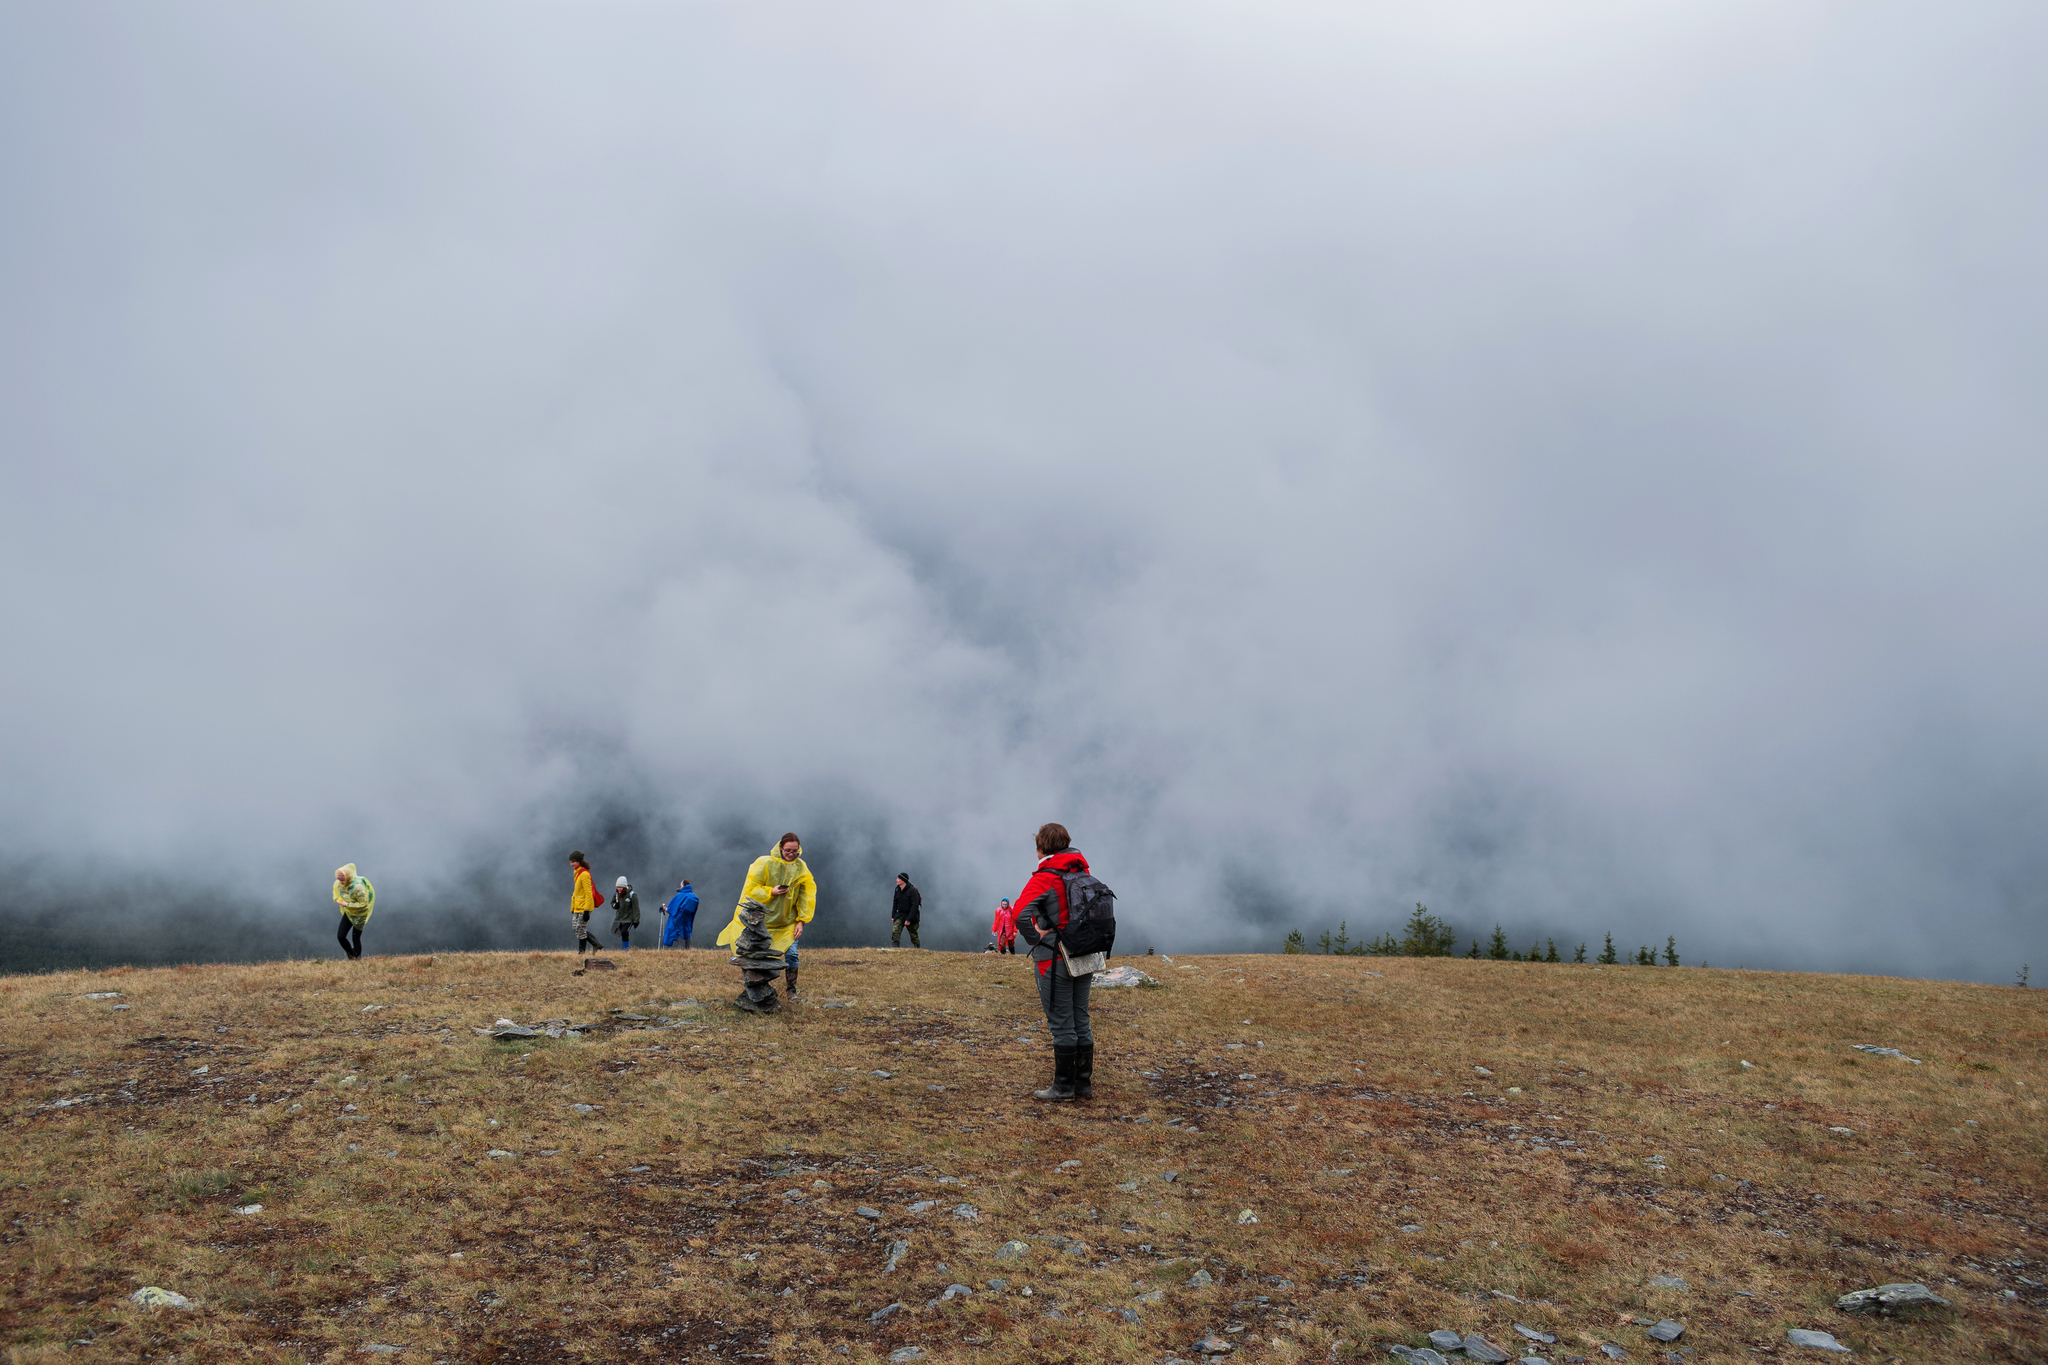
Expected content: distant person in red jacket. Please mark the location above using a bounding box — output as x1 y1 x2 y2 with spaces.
1013 823 1097 1102
991 898 1018 955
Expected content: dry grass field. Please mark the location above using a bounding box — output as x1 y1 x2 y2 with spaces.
1 949 2042 1365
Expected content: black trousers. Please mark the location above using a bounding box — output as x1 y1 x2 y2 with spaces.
337 916 363 959
1036 954 1093 1047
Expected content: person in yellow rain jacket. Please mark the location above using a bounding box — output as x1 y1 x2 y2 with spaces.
716 833 816 1012
333 864 375 960
568 851 607 957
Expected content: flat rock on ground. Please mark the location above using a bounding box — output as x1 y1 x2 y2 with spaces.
1835 1282 1951 1313
1786 1329 1852 1352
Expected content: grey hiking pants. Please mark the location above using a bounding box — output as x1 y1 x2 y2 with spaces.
1036 954 1094 1048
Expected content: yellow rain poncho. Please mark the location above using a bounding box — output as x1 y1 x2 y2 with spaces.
570 864 597 914
715 841 817 954
333 864 375 925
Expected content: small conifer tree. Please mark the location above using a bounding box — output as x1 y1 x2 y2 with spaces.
1634 944 1655 966
1573 942 1587 963
1487 925 1510 960
1663 935 1680 966
1284 929 1306 954
1597 933 1618 965
1466 939 1481 959
1527 941 1541 962
1545 939 1560 963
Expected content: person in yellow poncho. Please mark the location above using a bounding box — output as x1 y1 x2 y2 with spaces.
568 851 607 957
716 833 816 1012
333 864 375 960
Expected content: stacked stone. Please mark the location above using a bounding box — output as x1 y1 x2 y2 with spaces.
728 900 788 1012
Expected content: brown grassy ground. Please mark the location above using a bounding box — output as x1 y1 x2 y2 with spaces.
1 949 2042 1365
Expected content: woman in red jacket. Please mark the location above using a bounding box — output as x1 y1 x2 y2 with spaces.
1013 823 1096 1101
991 898 1018 955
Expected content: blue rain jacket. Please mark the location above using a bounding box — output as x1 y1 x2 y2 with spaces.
662 885 700 946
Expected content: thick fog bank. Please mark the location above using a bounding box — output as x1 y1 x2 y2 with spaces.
2 4 2045 985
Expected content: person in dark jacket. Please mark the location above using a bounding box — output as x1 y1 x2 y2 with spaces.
1013 822 1097 1101
662 880 699 948
890 873 922 948
612 876 642 951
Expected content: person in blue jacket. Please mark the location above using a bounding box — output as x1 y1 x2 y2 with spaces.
662 879 700 948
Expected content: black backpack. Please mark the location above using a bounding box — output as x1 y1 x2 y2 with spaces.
1056 868 1117 957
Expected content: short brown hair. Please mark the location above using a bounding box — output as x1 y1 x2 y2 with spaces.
779 832 801 849
1035 823 1071 856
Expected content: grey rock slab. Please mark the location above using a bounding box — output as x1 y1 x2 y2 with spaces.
1786 1329 1852 1352
1647 1320 1684 1343
1110 1306 1140 1323
993 1239 1029 1262
952 1203 980 1221
1385 1349 1448 1365
1647 1274 1688 1291
358 1348 403 1357
1835 1283 1951 1314
883 1240 909 1274
1514 1324 1559 1344
1428 1331 1465 1350
1185 1268 1215 1288
1135 1290 1165 1305
1192 1335 1235 1355
942 1284 972 1300
868 1302 902 1324
907 1200 936 1214
855 1206 883 1220
129 1288 193 1310
1518 1359 1552 1365
889 1349 926 1364
1599 1346 1629 1361
1463 1335 1513 1364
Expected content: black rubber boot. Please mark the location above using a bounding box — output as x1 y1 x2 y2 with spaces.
784 967 799 997
1033 1046 1078 1101
1073 1043 1095 1099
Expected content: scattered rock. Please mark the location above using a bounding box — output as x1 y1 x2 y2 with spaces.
1386 1349 1448 1365
1399 1224 1424 1233
994 1240 1029 1262
1835 1283 1951 1314
869 1301 902 1323
884 1240 910 1273
81 992 122 1000
129 1287 193 1310
1057 1159 1082 1170
1096 965 1159 987
1110 1306 1140 1323
485 1149 516 1159
1135 1289 1165 1304
1739 1061 1755 1070
232 1204 264 1216
1237 1209 1258 1224
1648 1274 1688 1291
888 1348 925 1363
1849 1044 1921 1064
1474 1066 1493 1076
1647 1320 1684 1343
1518 1358 1551 1365
1462 1334 1512 1363
570 1103 600 1114
1513 1324 1558 1344
1786 1328 1851 1352
942 1283 972 1300
952 1203 979 1221
1185 1268 1215 1288
1193 1334 1235 1355
1429 1330 1464 1350
907 1200 936 1214
358 1347 403 1356
871 1070 894 1079
1599 1346 1628 1362
856 1206 883 1220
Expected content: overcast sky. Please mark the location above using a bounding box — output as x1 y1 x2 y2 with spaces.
2 2 2044 979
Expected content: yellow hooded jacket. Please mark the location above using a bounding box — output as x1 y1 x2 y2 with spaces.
570 864 597 914
333 865 375 925
715 841 817 954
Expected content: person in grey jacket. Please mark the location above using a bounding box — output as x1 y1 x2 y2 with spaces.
612 876 642 951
